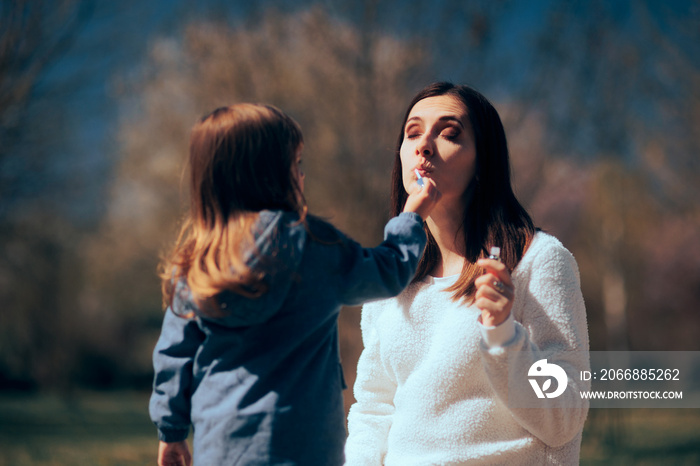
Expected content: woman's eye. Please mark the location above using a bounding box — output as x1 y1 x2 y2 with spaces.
442 129 460 139
406 132 420 139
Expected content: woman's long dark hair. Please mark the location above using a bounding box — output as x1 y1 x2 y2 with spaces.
160 103 306 309
391 82 535 302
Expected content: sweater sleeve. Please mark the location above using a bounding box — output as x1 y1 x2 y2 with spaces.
149 308 206 442
337 212 427 306
479 240 590 448
345 302 396 465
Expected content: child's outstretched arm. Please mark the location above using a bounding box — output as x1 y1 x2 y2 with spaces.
333 180 441 306
402 176 441 220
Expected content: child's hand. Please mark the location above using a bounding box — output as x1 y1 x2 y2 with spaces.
158 440 192 466
403 177 441 220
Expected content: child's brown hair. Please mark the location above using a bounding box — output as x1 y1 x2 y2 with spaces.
160 104 306 310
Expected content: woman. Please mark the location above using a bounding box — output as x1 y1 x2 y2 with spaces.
345 82 590 465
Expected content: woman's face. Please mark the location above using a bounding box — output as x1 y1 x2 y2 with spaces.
400 95 476 206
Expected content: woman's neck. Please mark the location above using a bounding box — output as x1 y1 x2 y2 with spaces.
426 198 467 277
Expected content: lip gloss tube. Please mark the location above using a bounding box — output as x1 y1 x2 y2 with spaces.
488 246 501 261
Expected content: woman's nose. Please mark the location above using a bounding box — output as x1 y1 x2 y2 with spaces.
416 135 433 157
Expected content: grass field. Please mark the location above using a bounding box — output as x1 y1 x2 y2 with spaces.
0 392 155 466
1 391 699 465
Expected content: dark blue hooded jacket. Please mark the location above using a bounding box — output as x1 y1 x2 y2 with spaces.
149 210 426 465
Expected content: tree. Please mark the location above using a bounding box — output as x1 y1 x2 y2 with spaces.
0 0 94 390
0 0 93 209
506 0 700 351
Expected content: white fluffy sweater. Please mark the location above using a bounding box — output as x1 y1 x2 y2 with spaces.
345 232 590 465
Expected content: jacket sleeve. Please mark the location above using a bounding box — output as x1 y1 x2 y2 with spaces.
345 301 396 465
480 241 590 448
337 212 427 306
149 308 206 442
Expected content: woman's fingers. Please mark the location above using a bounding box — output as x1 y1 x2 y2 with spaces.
475 278 511 308
475 273 513 299
475 259 514 326
477 258 512 286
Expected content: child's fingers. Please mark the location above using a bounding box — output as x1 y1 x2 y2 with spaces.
419 178 441 201
158 441 191 466
403 177 440 218
407 178 439 203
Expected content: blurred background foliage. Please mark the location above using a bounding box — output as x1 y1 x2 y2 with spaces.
0 0 699 425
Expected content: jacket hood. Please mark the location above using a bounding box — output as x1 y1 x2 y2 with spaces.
172 210 307 327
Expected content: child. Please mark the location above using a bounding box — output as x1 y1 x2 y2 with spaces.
150 103 440 466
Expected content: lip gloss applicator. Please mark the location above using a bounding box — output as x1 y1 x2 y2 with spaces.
415 169 425 188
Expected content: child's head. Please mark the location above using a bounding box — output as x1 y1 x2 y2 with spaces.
161 104 306 309
188 103 306 225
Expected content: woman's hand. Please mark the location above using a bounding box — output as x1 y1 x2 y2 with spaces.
158 440 192 466
403 177 441 220
475 258 514 327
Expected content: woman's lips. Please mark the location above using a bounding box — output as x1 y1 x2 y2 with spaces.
414 166 431 176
